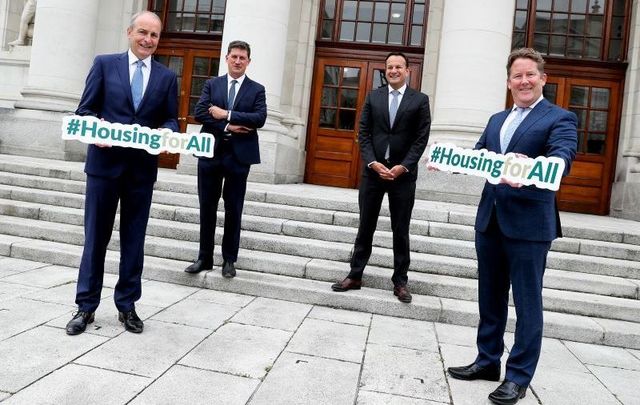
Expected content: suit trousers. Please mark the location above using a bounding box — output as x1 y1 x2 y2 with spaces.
474 208 551 386
197 142 251 264
348 170 416 286
75 174 154 313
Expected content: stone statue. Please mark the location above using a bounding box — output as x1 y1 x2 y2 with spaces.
8 0 37 46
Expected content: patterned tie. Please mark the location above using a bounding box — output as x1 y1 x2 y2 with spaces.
131 60 144 110
501 107 527 153
228 79 238 109
386 90 400 160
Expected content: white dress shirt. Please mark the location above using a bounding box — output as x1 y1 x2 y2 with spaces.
128 49 152 96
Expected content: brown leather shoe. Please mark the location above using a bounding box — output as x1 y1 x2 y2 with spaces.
393 285 412 303
331 277 362 292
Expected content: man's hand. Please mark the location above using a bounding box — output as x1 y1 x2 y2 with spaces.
426 161 440 171
227 124 252 134
370 162 394 180
96 118 111 147
208 105 228 120
389 165 408 178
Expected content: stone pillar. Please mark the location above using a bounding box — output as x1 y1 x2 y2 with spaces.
429 0 515 148
610 0 640 220
415 0 516 204
14 0 100 112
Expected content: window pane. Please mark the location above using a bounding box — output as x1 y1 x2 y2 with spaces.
535 12 551 32
340 88 358 108
342 67 360 87
184 0 197 12
372 23 386 43
551 13 568 34
339 110 356 130
196 15 209 32
571 108 587 129
569 14 585 35
516 0 528 8
588 14 603 36
322 87 338 107
388 24 403 44
577 131 585 152
190 77 207 97
324 66 340 85
322 20 334 39
390 3 405 22
193 57 209 76
343 1 357 19
512 32 526 49
610 16 624 38
589 111 608 131
319 108 336 128
570 86 589 106
189 98 198 116
585 38 601 58
168 57 184 76
515 10 527 30
567 36 583 57
537 0 552 11
155 55 169 66
413 4 425 24
550 35 565 56
324 0 336 19
374 3 390 22
212 0 225 14
533 34 550 53
372 69 387 89
167 13 180 31
613 0 625 14
411 25 422 46
356 22 371 41
340 21 355 41
587 133 605 154
209 60 219 76
588 0 605 14
211 15 224 32
359 1 374 20
555 0 569 12
182 13 196 31
608 38 622 61
197 0 212 12
571 0 588 13
543 83 558 104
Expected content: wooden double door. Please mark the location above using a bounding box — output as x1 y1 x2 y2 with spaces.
154 46 220 168
543 76 621 215
304 56 421 188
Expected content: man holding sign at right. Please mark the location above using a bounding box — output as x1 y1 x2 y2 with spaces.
446 48 577 405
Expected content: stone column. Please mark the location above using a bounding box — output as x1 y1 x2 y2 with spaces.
14 0 100 112
179 0 298 183
429 0 515 148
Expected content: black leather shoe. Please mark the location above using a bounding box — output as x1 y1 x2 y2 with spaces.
393 285 412 303
184 259 213 274
65 310 95 335
222 261 236 278
448 362 500 381
118 309 144 333
331 278 362 292
488 380 527 405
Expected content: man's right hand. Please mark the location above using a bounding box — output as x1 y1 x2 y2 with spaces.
370 162 394 180
227 124 252 134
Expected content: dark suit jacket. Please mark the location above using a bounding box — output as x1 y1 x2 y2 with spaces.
76 52 179 183
358 86 431 180
474 98 578 242
194 74 267 165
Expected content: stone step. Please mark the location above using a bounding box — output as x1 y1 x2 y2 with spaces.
0 236 638 350
1 215 639 323
1 155 639 246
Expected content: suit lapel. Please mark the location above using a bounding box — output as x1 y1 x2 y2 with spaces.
372 88 391 129
506 99 552 152
116 53 134 110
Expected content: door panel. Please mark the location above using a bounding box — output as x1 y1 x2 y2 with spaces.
154 48 219 168
543 76 620 215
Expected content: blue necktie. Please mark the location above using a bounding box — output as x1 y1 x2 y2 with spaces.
131 60 144 110
501 107 527 153
228 79 238 109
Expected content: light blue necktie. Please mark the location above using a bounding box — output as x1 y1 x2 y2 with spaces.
228 79 238 109
501 107 527 153
131 60 144 110
386 90 400 160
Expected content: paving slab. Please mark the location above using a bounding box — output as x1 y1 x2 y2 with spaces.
356 390 446 405
188 288 255 307
536 338 589 373
0 392 9 401
0 281 41 302
249 351 360 405
150 298 241 330
307 305 372 326
230 296 311 331
180 322 291 379
434 323 515 352
369 314 439 352
0 257 48 276
130 364 259 405
564 340 640 371
0 325 107 393
285 317 368 363
588 365 640 405
360 343 449 403
137 279 199 307
1 264 78 288
531 367 621 405
0 297 73 340
2 363 149 405
75 319 210 378
25 282 109 306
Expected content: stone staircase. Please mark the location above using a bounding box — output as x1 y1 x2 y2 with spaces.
1 154 639 349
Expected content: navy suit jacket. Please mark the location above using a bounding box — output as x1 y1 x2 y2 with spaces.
194 74 267 165
76 52 179 183
474 98 577 242
358 86 431 180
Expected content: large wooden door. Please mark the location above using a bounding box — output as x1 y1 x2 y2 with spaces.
305 57 420 188
154 47 219 168
543 77 621 215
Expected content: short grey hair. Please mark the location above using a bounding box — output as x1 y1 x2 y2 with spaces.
129 11 162 30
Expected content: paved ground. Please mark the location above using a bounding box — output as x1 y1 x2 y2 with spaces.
1 256 639 405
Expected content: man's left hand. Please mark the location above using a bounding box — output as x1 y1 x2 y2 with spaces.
209 105 228 120
389 165 408 178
